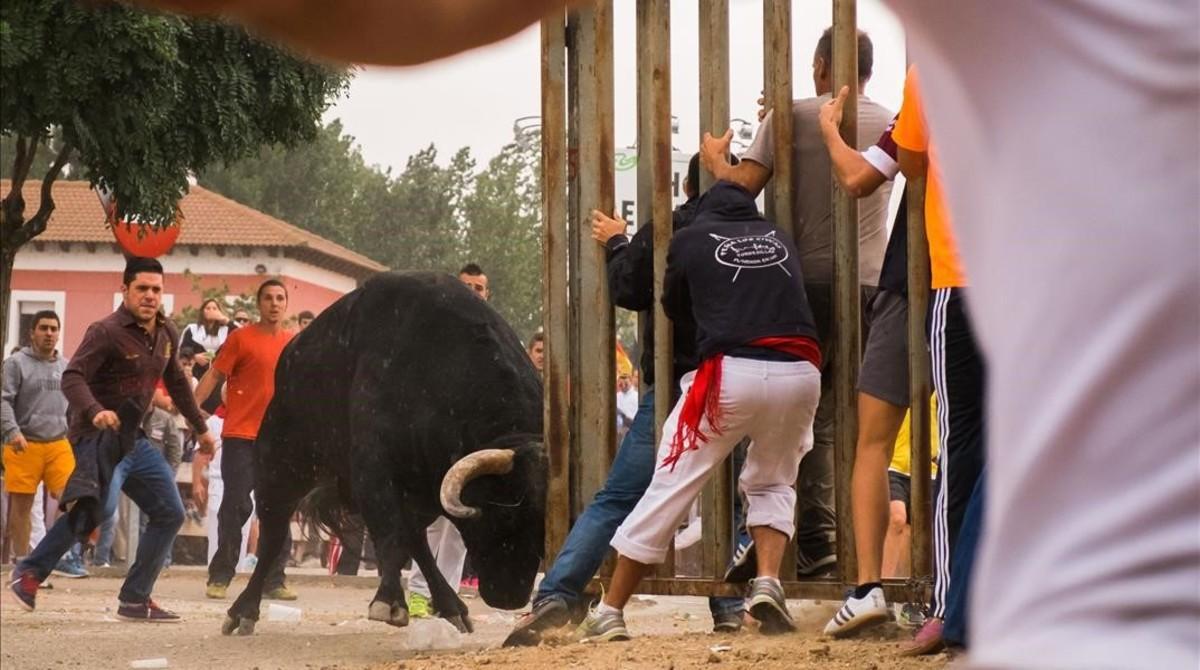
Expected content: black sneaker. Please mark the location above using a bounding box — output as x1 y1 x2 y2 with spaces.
796 549 837 578
712 609 744 633
502 597 571 647
8 569 40 612
117 599 181 623
723 539 757 584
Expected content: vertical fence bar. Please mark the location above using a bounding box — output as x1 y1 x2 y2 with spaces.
636 0 675 579
698 0 731 579
572 2 617 507
906 175 933 594
830 0 860 585
762 0 793 238
540 12 571 563
763 0 798 581
565 11 585 518
634 6 652 391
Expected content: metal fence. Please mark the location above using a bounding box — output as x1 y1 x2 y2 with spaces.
540 0 932 604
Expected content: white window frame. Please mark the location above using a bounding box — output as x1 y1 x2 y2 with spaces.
5 290 67 356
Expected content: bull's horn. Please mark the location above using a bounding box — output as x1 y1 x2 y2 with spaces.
440 449 516 519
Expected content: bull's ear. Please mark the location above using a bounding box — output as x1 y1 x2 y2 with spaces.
510 443 548 497
511 443 546 470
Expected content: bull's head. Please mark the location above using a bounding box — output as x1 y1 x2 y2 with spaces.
439 443 546 610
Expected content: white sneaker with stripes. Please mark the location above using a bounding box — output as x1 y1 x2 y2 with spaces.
823 586 889 637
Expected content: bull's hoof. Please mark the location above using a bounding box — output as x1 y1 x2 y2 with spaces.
444 614 473 634
368 600 409 628
221 614 257 636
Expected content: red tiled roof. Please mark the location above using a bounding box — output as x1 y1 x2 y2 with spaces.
0 179 387 279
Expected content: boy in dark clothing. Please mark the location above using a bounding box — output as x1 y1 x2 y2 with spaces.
576 181 822 642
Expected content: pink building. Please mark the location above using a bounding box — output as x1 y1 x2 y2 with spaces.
2 180 386 356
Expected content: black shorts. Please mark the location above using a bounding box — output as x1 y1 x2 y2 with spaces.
859 288 911 407
888 470 912 521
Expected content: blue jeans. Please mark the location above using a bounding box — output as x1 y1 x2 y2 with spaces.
535 389 743 617
20 437 183 603
943 470 985 647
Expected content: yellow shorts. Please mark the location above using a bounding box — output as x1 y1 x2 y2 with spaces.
2 438 75 495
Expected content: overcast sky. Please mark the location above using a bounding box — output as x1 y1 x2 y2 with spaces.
326 0 907 172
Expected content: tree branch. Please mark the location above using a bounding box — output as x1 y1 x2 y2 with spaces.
1 137 32 239
10 143 74 248
11 137 30 190
17 136 40 189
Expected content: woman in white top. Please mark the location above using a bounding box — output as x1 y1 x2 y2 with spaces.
180 298 233 368
181 299 237 413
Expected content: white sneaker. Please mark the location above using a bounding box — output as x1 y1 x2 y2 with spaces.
823 586 889 637
236 554 258 573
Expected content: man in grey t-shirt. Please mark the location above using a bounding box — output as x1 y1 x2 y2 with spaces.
701 27 893 574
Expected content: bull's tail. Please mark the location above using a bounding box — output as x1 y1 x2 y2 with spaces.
294 476 364 545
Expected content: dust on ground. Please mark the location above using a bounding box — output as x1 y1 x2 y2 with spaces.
1 567 949 670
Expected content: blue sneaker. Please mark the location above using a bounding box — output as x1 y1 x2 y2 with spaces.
52 555 89 579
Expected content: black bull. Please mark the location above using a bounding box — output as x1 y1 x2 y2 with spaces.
223 272 546 636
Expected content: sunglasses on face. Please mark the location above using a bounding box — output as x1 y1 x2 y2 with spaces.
234 317 250 324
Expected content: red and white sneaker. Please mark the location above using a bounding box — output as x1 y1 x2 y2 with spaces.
8 568 40 612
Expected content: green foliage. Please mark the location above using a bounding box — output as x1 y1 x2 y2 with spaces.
0 132 83 180
200 123 547 340
198 118 381 250
0 0 349 223
460 139 543 339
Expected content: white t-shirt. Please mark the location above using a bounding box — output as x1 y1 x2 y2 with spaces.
205 414 225 484
183 323 231 354
616 387 639 428
884 2 1199 669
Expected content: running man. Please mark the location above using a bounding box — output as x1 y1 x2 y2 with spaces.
8 257 216 621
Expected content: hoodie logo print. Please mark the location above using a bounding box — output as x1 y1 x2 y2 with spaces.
710 231 791 282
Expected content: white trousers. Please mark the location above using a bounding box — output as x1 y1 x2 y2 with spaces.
205 449 252 567
29 484 46 551
612 357 821 565
408 516 467 598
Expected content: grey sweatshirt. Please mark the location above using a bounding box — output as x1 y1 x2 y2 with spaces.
1 347 69 443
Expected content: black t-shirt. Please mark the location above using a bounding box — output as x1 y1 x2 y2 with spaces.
877 192 909 295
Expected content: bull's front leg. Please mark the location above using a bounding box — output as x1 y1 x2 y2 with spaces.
367 535 410 627
406 528 473 634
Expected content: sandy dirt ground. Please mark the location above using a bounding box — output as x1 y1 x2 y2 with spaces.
1 567 950 670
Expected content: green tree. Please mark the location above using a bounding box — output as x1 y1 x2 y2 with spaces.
200 120 547 340
199 118 382 252
0 0 347 346
461 138 543 339
377 145 475 273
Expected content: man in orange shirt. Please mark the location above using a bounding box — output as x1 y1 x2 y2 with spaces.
890 65 987 656
195 279 295 601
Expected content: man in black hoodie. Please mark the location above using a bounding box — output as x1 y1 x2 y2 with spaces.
504 156 745 646
575 181 823 641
